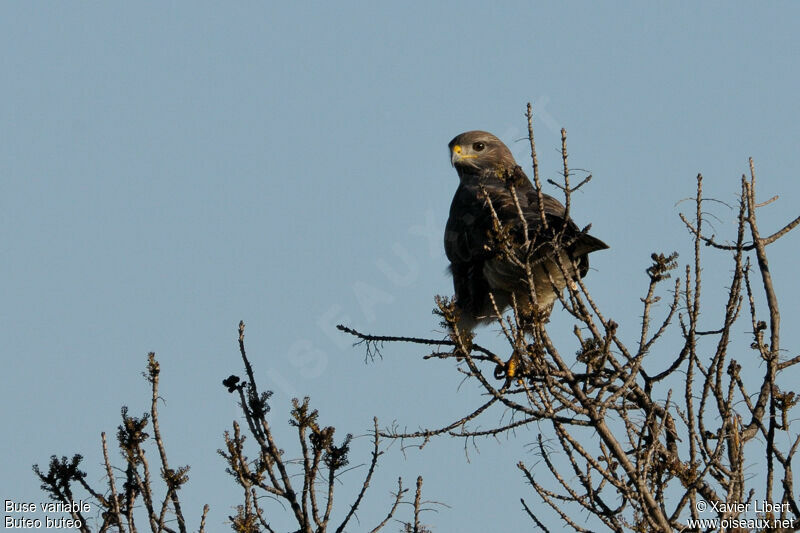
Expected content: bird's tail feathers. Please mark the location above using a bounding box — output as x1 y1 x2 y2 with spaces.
571 233 609 257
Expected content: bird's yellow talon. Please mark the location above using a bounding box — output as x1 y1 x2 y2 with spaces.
506 357 518 378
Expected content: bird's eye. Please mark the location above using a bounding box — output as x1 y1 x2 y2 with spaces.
472 142 485 152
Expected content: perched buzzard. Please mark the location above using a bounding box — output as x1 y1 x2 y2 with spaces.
445 131 608 331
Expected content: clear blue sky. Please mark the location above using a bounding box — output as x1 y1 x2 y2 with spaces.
2 3 799 531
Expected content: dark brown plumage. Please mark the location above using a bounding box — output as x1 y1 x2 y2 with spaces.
444 131 608 331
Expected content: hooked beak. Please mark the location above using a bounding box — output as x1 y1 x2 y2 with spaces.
450 144 476 166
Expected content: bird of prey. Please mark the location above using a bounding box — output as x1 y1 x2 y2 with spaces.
444 130 608 331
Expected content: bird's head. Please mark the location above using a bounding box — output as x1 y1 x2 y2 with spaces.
448 131 516 177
